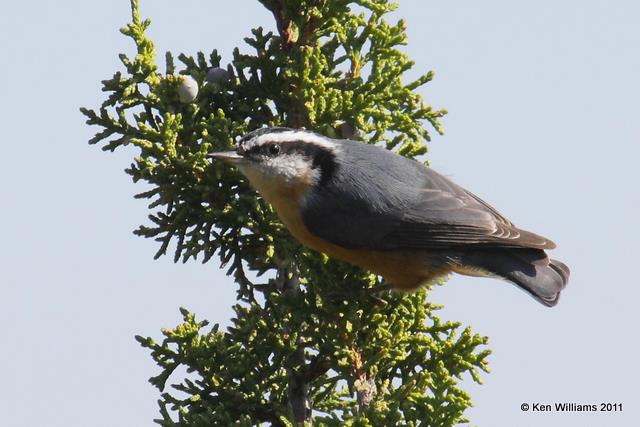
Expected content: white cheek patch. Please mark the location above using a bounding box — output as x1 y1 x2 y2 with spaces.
238 154 320 205
259 154 318 185
238 153 319 195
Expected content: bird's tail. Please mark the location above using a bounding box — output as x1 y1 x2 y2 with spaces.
456 248 570 307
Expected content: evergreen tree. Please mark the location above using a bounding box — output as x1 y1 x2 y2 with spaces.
82 1 490 425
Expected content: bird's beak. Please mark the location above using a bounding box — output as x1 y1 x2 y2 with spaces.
207 151 244 163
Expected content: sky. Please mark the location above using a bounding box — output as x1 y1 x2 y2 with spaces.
1 1 638 426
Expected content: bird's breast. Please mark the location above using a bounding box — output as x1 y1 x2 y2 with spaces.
260 185 448 290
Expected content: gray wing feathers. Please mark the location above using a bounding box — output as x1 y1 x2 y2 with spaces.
302 140 554 251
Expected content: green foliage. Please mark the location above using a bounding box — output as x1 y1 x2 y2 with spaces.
82 0 490 425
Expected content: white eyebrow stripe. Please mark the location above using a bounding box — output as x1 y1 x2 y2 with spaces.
243 131 339 152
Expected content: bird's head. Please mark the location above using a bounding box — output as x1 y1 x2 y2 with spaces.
209 127 339 198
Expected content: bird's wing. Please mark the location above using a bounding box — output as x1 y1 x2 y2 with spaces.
301 162 555 251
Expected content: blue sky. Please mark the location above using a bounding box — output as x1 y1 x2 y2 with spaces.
1 1 638 426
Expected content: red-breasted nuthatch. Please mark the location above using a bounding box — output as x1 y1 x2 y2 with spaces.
209 128 570 306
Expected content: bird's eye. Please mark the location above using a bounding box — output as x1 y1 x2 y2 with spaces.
268 144 281 156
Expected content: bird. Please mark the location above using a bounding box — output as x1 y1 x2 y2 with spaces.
209 127 570 306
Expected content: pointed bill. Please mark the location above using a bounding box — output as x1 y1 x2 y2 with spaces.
208 151 244 163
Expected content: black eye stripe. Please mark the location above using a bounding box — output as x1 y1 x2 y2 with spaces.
240 140 331 159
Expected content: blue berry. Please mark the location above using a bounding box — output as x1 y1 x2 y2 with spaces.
206 67 229 84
